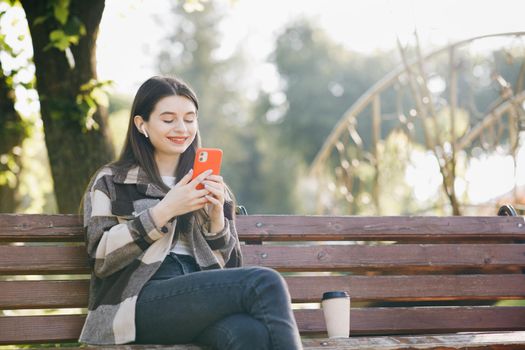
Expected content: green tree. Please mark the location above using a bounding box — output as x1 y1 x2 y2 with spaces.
20 0 114 213
156 1 261 210
271 20 395 164
0 1 30 212
0 45 25 212
251 19 397 213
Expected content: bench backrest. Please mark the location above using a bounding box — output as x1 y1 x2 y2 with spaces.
1 214 525 345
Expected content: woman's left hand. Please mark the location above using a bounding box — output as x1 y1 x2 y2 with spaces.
202 174 225 233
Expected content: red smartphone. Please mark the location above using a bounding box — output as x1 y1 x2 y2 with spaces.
192 148 223 189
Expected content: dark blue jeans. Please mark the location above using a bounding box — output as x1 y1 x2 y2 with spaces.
135 253 303 350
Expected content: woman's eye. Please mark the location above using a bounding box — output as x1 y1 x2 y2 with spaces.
185 119 195 123
163 120 173 124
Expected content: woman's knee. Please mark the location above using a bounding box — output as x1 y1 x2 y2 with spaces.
248 266 289 294
197 314 270 350
248 266 288 289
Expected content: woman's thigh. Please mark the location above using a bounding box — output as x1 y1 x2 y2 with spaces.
135 266 279 344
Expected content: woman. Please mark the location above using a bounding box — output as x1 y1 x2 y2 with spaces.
79 76 303 350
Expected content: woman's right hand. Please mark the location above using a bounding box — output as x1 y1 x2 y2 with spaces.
150 169 212 228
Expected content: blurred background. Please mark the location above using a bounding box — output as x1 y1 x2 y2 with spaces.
1 0 525 215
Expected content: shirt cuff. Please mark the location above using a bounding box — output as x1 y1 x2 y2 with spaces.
146 208 170 234
203 218 230 250
203 217 228 237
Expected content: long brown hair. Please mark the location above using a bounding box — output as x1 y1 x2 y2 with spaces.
115 76 200 188
115 76 231 233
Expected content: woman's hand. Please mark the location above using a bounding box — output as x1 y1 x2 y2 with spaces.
150 169 212 228
202 174 226 233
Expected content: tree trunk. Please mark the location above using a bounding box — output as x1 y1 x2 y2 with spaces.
0 60 24 213
21 0 114 213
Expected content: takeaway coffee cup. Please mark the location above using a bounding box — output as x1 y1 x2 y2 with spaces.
321 291 350 338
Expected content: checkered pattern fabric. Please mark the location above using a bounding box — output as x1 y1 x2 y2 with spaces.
79 164 242 345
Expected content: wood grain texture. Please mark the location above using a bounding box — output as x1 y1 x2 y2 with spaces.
2 307 525 344
2 331 525 350
284 274 525 302
0 280 89 308
0 314 85 344
0 214 83 242
2 214 524 348
1 214 524 242
2 332 525 349
294 307 525 334
0 246 89 274
236 215 525 241
3 274 523 309
242 244 525 271
2 244 524 274
299 331 525 350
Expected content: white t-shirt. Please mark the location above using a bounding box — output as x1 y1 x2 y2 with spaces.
161 175 193 257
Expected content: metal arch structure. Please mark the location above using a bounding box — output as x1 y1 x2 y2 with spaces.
309 31 525 215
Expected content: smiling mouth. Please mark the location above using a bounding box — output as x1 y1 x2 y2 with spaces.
167 137 187 145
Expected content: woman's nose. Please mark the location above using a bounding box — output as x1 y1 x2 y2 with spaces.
172 119 187 132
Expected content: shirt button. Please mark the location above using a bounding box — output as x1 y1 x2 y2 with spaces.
160 226 168 233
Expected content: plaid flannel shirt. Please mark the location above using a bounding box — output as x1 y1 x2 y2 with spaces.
79 164 242 345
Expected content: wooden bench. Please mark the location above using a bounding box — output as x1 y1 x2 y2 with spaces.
1 212 525 349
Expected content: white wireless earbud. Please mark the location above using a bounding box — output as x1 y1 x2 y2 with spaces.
141 126 149 138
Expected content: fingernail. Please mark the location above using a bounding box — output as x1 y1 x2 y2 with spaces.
188 169 193 175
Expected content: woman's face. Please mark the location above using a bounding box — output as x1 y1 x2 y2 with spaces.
143 95 198 158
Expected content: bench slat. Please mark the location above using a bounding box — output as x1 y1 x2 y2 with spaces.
285 274 525 302
300 332 525 350
0 314 84 344
2 307 524 344
295 307 525 335
1 214 525 242
237 215 525 241
0 280 89 309
1 214 523 347
0 214 83 242
242 244 525 271
0 246 89 274
2 244 524 274
3 274 523 309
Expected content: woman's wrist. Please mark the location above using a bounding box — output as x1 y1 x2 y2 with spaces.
209 214 225 234
150 201 172 229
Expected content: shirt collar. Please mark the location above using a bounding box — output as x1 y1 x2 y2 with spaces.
112 164 167 197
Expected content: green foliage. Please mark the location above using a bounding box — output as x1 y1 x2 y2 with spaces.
76 78 112 131
156 1 280 212
270 19 395 164
251 20 398 213
46 16 86 51
432 107 470 141
0 153 18 187
0 0 32 198
46 79 112 132
0 118 30 141
0 0 20 6
52 0 68 24
107 92 132 115
107 108 129 155
15 113 57 213
31 0 87 53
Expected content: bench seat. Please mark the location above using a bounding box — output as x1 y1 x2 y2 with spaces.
1 214 525 349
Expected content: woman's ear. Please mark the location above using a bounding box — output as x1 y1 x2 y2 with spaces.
133 115 148 138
